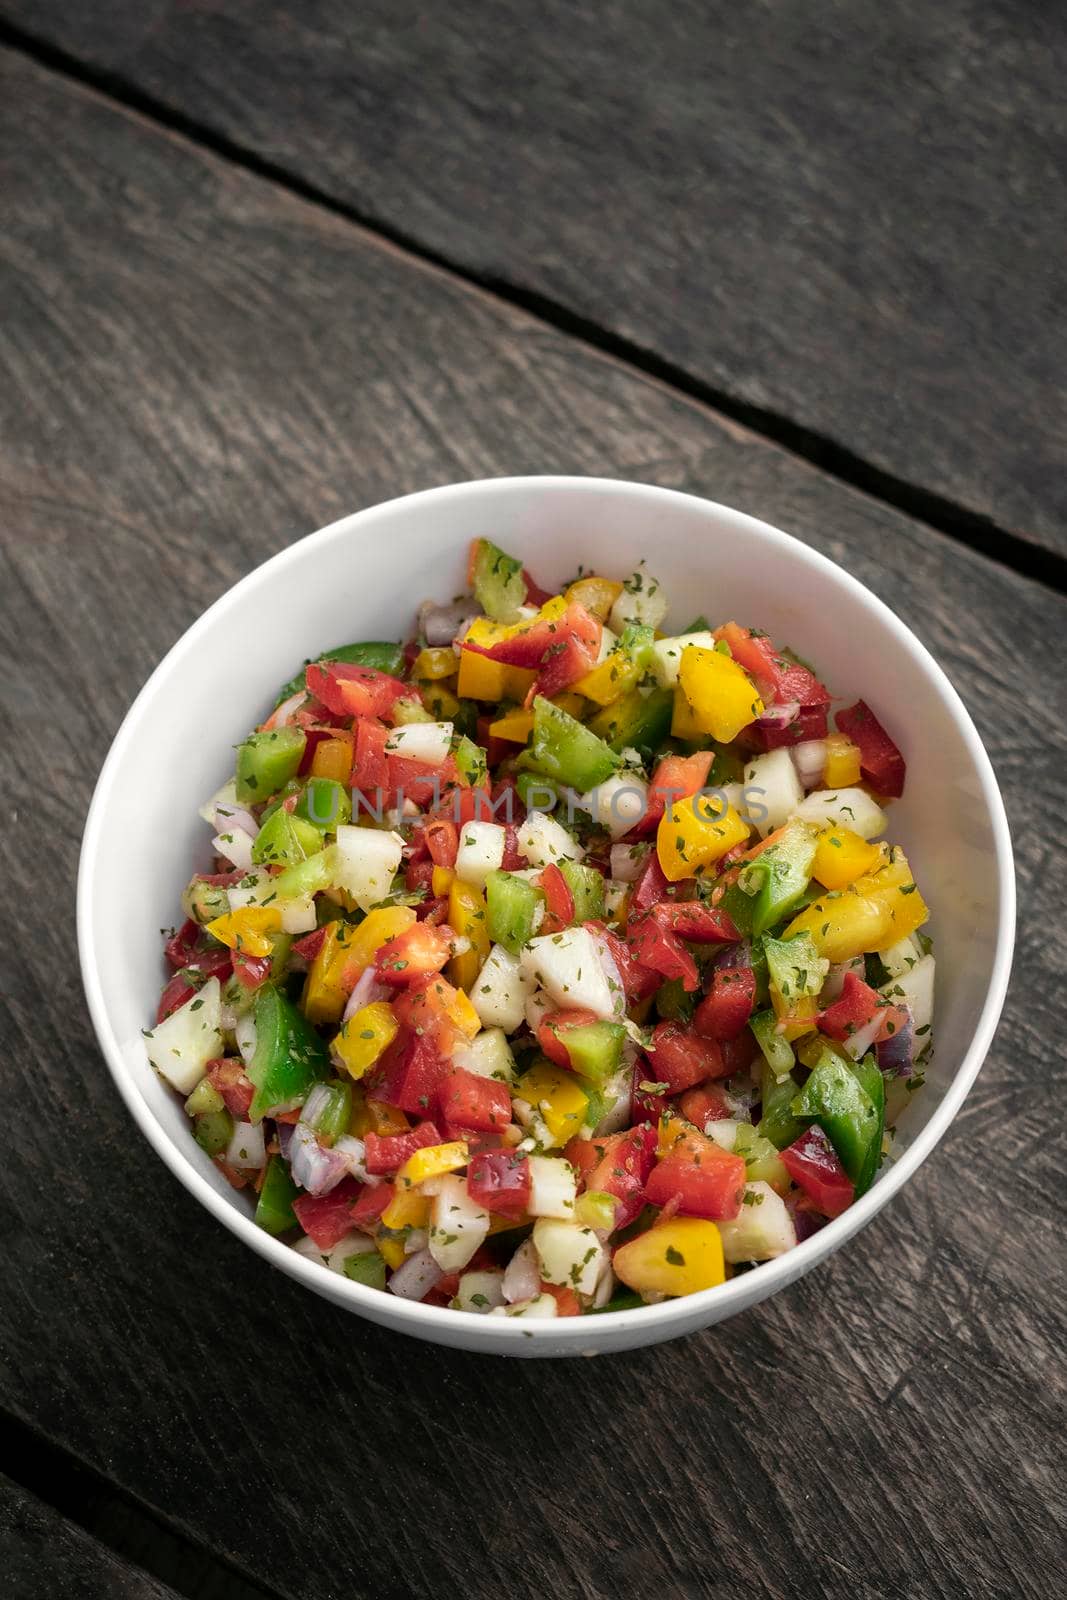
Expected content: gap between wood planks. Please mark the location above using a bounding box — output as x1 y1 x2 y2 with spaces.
0 1405 289 1600
3 14 1065 599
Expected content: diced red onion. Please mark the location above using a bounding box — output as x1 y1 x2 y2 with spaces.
277 1121 295 1159
299 1083 335 1129
333 1133 375 1183
821 957 864 1003
418 597 479 647
756 700 800 730
387 1247 444 1301
789 1201 828 1243
713 939 752 973
791 739 827 789
502 1238 541 1304
214 803 259 839
404 1228 430 1255
342 967 390 1021
289 1121 348 1196
876 1008 915 1077
267 689 309 728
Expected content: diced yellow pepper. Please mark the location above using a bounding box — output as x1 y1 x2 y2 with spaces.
786 850 928 961
397 1141 470 1188
431 864 455 897
338 905 417 984
443 984 481 1040
448 879 491 991
347 1084 371 1136
487 1212 531 1235
823 732 862 788
657 1112 690 1158
550 691 587 719
381 1188 433 1229
412 647 458 681
811 825 882 891
366 1100 409 1135
677 645 764 743
573 650 639 707
613 1218 726 1297
489 707 535 744
332 1000 398 1080
421 682 461 720
516 1062 589 1146
457 618 536 702
303 920 360 1025
565 575 623 621
769 989 820 1041
310 733 355 784
670 686 709 743
378 1237 407 1270
657 794 750 881
205 906 282 958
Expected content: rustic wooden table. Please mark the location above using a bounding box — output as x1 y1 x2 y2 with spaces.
1 8 1064 1598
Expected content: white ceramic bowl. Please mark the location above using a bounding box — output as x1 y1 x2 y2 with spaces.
78 478 1014 1357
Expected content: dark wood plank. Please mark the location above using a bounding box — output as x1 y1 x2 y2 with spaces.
1 50 1064 1600
2 0 1064 556
0 1475 181 1600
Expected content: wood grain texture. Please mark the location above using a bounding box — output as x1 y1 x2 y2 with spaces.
0 1475 181 1600
1 0 1064 555
1 49 1064 1600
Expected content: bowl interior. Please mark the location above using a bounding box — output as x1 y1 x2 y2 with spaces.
80 478 1011 1351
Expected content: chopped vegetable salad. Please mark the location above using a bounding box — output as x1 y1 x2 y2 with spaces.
147 540 933 1317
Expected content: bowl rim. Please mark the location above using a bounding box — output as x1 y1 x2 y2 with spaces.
78 475 1016 1345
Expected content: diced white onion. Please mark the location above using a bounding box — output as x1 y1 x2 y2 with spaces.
198 778 238 826
577 774 650 841
489 1293 559 1319
526 1155 577 1219
881 935 922 979
234 1012 258 1068
333 1134 374 1184
608 566 668 630
289 1121 348 1195
521 927 623 1021
333 825 405 911
650 631 716 688
502 1238 542 1304
143 976 224 1093
744 748 804 837
718 1183 797 1262
882 954 934 1036
533 1219 605 1295
428 1175 491 1273
342 966 390 1021
225 1120 266 1171
454 820 507 888
515 812 584 868
384 720 454 766
450 1027 517 1083
791 739 827 790
211 826 257 872
456 1269 506 1314
791 787 887 840
471 944 536 1032
610 841 649 882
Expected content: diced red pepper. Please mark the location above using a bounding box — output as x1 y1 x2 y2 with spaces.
586 1124 658 1230
375 923 454 987
650 900 740 944
628 851 674 914
679 1083 733 1127
466 1150 531 1217
292 1178 364 1250
363 1119 442 1176
423 818 459 869
156 972 198 1024
593 922 661 1003
645 1020 726 1092
537 1007 603 1069
521 567 554 607
164 919 203 970
626 914 700 993
818 970 905 1044
743 703 829 752
350 718 390 804
780 1125 855 1219
349 1181 393 1229
372 1029 453 1116
715 623 830 710
644 1141 746 1221
540 1283 582 1316
405 856 437 897
477 714 513 771
207 1058 255 1119
292 927 329 964
436 1067 511 1133
464 602 601 698
694 965 757 1040
307 661 413 722
501 823 525 871
834 700 906 798
539 862 575 934
232 949 273 991
632 752 714 839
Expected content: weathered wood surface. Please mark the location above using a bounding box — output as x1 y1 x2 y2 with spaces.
1 49 1064 1600
2 0 1064 557
0 1475 181 1600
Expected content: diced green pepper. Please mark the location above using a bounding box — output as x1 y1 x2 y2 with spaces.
757 1063 805 1150
791 1045 880 1193
762 931 828 1002
528 697 619 791
193 1108 233 1157
254 1155 299 1235
736 820 817 935
750 1008 795 1080
486 870 543 953
617 621 656 671
848 1052 886 1196
654 977 697 1024
302 1080 353 1147
453 733 489 789
274 641 404 706
559 859 606 924
470 538 527 623
343 1250 388 1289
588 687 673 755
235 728 306 804
184 1076 225 1117
296 777 351 832
271 846 336 901
733 1123 790 1189
590 1290 648 1314
181 875 232 926
248 986 331 1121
252 808 323 868
681 614 710 634
392 696 435 725
515 770 560 810
559 1021 626 1085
